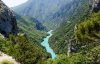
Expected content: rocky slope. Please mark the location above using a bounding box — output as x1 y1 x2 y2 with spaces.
12 0 74 29
0 1 49 63
43 0 81 29
12 0 72 22
49 0 100 54
49 0 90 54
16 15 46 31
0 0 17 37
89 0 100 11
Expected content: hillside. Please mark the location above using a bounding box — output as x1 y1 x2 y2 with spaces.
42 0 100 64
12 0 75 29
0 1 49 64
16 15 47 45
49 0 90 54
0 0 100 64
43 0 82 29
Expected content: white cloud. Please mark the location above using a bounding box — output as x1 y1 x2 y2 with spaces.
2 0 28 7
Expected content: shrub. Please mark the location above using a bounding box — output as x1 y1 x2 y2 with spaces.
75 12 100 43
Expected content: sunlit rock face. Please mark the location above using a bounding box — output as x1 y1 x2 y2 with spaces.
0 52 20 64
0 0 17 37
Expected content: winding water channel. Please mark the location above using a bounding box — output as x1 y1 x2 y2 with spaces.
41 30 56 59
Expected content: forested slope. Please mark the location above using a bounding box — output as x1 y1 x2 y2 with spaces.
49 0 90 54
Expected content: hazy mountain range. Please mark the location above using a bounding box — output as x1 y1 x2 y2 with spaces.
12 0 74 29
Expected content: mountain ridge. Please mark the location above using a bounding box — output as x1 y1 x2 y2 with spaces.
12 0 74 29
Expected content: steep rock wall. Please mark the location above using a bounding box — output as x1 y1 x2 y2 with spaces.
0 0 17 37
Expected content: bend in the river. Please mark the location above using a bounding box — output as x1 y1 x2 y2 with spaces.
41 30 56 59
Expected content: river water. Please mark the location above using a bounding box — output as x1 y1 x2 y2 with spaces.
41 30 56 59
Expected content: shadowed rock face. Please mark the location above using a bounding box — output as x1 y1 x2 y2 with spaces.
89 0 100 12
93 0 100 11
0 0 17 37
12 0 73 22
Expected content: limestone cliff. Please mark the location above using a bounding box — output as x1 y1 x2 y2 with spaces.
89 0 100 11
0 0 17 37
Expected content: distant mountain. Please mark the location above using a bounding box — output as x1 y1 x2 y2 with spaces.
44 0 81 29
12 0 74 29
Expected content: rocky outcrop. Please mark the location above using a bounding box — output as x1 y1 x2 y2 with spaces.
89 0 100 12
0 0 17 37
93 0 100 11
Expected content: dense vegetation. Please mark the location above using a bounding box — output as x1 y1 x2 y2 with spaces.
42 45 100 64
43 0 100 64
42 8 100 64
74 12 100 60
75 12 100 43
17 16 47 44
0 0 100 64
0 15 49 64
49 0 90 54
0 34 49 64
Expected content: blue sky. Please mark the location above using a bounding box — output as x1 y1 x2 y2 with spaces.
2 0 28 7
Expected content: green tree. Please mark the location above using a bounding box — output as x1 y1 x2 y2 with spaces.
0 35 48 64
75 12 100 43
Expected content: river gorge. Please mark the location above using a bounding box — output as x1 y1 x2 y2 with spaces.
41 30 56 59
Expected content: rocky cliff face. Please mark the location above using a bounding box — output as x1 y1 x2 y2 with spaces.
12 0 74 29
0 0 17 37
93 0 100 11
89 0 100 11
